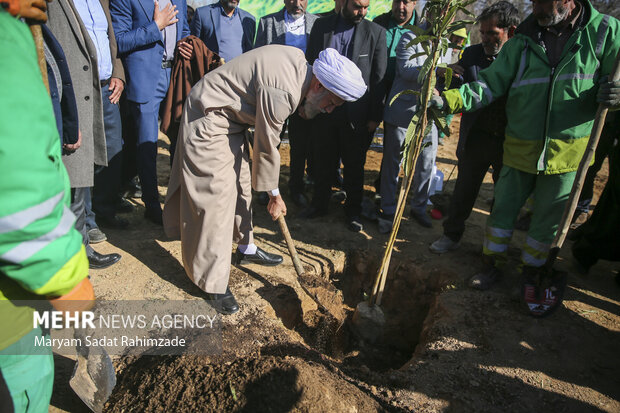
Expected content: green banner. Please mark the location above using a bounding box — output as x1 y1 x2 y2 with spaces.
189 1 393 21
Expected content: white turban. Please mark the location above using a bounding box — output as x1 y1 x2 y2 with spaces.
312 48 366 102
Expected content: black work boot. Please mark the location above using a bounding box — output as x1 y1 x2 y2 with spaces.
469 256 502 290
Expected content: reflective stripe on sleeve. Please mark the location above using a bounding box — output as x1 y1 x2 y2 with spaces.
472 80 494 105
556 73 596 81
0 192 64 235
511 43 529 88
0 206 76 264
595 15 610 57
470 90 483 110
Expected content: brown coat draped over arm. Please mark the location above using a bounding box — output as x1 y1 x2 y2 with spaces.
160 35 223 139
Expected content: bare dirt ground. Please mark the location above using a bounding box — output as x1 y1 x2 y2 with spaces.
50 120 619 413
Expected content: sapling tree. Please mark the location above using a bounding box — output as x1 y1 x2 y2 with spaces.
369 0 475 306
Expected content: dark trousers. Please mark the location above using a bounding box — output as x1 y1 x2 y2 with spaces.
443 131 504 242
311 111 372 217
575 120 616 214
71 187 94 255
572 138 620 268
92 83 123 218
287 112 314 194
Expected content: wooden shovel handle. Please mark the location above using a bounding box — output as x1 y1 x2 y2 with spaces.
278 215 337 315
30 25 49 93
546 50 620 269
277 215 305 277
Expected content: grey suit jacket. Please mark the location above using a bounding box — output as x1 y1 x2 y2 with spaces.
254 8 318 48
47 0 120 187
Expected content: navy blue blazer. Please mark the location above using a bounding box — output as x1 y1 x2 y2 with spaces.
110 0 190 103
41 24 79 148
190 3 255 58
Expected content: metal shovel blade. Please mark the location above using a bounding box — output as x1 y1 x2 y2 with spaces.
70 331 116 413
277 215 336 316
351 301 385 343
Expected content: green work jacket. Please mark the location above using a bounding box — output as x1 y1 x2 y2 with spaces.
443 0 620 175
0 11 88 350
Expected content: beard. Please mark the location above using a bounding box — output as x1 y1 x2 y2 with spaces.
482 42 501 56
534 3 570 27
288 6 304 18
342 7 364 24
298 89 330 119
221 0 238 10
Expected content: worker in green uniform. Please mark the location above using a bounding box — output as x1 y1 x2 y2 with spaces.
429 0 620 289
0 6 94 411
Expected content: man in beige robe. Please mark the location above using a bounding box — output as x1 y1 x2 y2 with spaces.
164 45 366 314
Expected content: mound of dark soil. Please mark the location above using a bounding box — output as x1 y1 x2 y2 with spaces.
106 355 380 412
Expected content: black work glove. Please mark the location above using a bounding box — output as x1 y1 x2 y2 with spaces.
427 95 446 111
597 79 620 108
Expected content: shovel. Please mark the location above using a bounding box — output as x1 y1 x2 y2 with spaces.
522 51 620 317
70 329 117 412
276 215 341 321
28 17 116 411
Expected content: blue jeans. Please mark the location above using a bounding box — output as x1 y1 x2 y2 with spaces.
84 188 97 231
380 122 438 215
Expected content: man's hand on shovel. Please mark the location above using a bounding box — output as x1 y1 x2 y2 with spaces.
598 78 620 108
4 0 49 22
267 192 287 221
7 0 53 92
